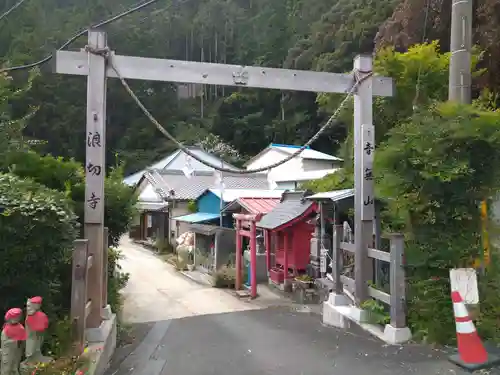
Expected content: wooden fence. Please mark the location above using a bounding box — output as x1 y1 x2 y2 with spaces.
70 227 109 351
331 225 406 328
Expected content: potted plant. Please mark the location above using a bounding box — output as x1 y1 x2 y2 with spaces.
294 274 313 288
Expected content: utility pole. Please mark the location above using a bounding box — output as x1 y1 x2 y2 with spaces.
448 0 473 103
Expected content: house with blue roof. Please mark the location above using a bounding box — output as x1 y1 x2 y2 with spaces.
244 143 343 190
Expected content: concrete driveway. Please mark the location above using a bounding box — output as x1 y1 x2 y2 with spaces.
108 238 483 375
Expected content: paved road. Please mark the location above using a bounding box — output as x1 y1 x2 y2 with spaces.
109 238 478 375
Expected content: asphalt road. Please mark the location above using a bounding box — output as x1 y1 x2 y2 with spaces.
108 238 484 375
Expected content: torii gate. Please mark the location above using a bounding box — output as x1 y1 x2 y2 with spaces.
54 29 394 328
233 213 263 298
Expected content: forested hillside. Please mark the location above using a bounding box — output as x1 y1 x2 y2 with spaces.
1 0 499 174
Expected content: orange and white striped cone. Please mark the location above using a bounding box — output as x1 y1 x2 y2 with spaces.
448 290 500 371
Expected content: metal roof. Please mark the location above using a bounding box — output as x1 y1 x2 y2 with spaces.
172 212 220 223
136 201 168 211
257 191 315 230
244 143 342 167
306 189 354 202
123 147 239 186
272 144 343 161
154 170 270 201
239 198 280 214
208 188 285 201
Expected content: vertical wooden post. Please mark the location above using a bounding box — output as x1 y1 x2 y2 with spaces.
84 29 107 329
71 239 89 351
250 220 257 298
102 227 109 309
389 233 406 328
332 225 343 294
265 229 271 273
353 55 374 304
283 230 289 284
235 219 242 290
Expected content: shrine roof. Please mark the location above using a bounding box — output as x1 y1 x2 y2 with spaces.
257 191 316 230
229 197 280 215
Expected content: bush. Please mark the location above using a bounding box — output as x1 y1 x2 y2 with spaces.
0 150 83 192
1 151 137 248
212 265 248 288
107 247 130 316
212 266 237 288
0 173 78 319
376 102 500 343
70 164 137 248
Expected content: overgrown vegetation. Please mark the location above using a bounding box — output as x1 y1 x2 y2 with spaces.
0 68 135 356
0 173 78 322
376 102 500 343
306 43 500 344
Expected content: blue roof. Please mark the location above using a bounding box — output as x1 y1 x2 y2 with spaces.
270 143 311 150
172 212 220 223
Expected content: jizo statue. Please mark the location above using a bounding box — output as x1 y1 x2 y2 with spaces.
23 296 50 365
1 308 27 375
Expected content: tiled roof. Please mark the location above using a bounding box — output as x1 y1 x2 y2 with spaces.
123 147 239 186
238 198 280 214
151 170 269 201
208 188 285 201
257 191 316 230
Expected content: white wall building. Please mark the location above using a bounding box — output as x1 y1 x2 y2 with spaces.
244 143 342 190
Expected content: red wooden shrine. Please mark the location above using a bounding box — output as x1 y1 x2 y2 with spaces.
262 203 317 285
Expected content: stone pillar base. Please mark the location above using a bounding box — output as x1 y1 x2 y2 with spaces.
383 324 412 344
101 304 112 320
323 301 349 329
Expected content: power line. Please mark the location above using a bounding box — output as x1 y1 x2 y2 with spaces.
0 0 160 73
0 0 28 23
104 50 372 174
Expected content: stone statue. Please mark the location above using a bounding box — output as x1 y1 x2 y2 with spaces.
23 296 50 365
1 308 27 375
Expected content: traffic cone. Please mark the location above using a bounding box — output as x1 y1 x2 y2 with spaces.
448 290 500 371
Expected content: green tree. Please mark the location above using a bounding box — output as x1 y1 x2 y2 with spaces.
375 101 500 343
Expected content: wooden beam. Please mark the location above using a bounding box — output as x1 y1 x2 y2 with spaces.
54 50 394 97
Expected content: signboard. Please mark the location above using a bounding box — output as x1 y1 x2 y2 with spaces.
360 123 375 220
450 268 479 305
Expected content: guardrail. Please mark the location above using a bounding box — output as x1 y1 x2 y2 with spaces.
331 225 406 328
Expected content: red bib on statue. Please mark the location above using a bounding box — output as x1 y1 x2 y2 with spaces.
3 323 27 341
26 312 48 332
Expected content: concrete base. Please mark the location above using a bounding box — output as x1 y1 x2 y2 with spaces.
449 353 500 372
322 301 350 329
327 292 350 306
321 292 412 345
383 324 412 345
102 304 112 320
86 314 117 375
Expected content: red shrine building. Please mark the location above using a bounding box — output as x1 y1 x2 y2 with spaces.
257 191 317 288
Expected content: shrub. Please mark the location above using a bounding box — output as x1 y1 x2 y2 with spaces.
70 164 137 248
0 150 83 192
376 102 500 343
212 265 248 288
107 248 129 317
212 266 237 288
0 173 78 319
